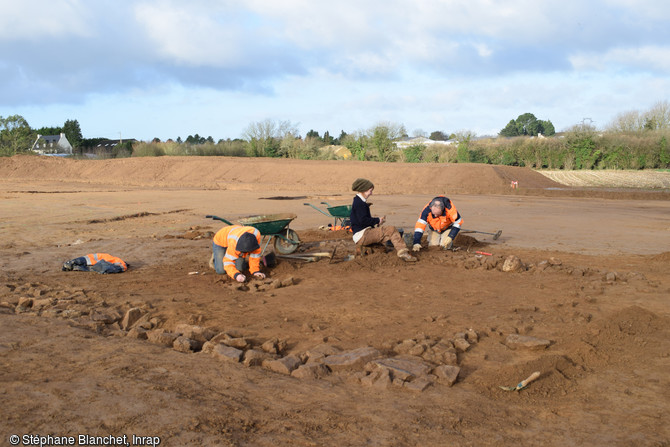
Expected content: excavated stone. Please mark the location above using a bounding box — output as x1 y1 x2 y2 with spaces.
369 357 433 381
243 349 273 367
263 355 302 374
121 307 145 330
453 338 471 352
322 347 382 372
504 334 551 350
433 365 460 386
291 363 330 379
360 367 392 388
173 336 198 353
502 255 524 272
126 327 148 340
213 344 243 363
174 324 215 342
403 376 433 392
147 330 179 347
90 309 122 324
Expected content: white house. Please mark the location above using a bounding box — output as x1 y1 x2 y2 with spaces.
395 136 455 149
31 133 73 155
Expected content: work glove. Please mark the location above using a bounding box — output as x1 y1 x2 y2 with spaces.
440 236 453 250
235 273 246 283
412 244 422 252
253 272 266 279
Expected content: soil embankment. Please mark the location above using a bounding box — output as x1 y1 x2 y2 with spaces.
0 155 560 194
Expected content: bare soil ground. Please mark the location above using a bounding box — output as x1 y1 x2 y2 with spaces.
1 156 669 446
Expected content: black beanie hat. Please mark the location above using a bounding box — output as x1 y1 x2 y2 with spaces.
237 232 260 252
352 178 374 192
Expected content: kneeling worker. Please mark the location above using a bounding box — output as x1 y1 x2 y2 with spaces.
412 196 463 251
212 225 266 282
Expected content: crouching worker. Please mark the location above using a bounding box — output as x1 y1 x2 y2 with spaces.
350 178 417 262
412 196 463 251
212 225 266 282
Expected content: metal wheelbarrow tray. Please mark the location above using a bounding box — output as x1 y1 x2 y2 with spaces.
304 201 352 228
206 212 301 255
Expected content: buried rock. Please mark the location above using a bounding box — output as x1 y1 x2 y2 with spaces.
212 344 244 363
433 365 460 386
504 334 551 351
360 367 392 389
367 357 433 381
502 255 525 272
322 347 382 372
263 355 302 375
173 336 200 353
174 323 216 342
147 330 179 347
121 307 146 330
291 363 330 379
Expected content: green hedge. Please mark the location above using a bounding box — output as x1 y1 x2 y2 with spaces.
58 129 670 170
458 130 670 170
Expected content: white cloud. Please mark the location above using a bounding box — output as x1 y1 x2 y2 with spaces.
0 0 91 40
133 2 248 66
474 43 493 58
2 0 670 140
570 46 670 73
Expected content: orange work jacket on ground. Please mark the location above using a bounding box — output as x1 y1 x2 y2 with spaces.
85 253 128 271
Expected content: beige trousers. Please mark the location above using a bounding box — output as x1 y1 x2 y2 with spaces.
427 228 450 246
358 226 407 252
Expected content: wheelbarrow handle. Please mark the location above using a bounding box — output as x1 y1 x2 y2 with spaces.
205 215 234 225
303 203 332 217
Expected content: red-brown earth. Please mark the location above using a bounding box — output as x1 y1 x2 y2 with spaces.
1 155 669 446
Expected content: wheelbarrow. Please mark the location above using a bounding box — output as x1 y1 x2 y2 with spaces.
205 213 301 255
304 201 352 228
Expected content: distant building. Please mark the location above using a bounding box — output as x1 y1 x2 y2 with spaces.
395 136 456 149
31 133 73 155
84 138 138 157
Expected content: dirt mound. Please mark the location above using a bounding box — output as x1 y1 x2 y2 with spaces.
570 306 670 370
652 251 670 262
474 354 584 400
0 155 561 195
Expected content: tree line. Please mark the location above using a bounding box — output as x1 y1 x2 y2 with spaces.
2 101 669 170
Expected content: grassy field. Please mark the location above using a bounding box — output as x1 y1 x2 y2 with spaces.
538 169 670 189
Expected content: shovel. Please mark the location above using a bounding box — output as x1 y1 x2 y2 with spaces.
276 251 333 263
499 371 540 391
460 228 502 240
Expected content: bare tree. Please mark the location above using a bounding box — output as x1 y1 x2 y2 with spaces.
606 110 643 132
242 119 299 157
643 100 670 130
366 121 407 162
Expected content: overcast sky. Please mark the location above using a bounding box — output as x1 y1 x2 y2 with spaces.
1 0 669 141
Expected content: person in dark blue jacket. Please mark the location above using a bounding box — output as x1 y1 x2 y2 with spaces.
349 178 416 262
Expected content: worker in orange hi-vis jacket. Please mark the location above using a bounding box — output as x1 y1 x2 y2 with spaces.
412 196 463 251
212 225 266 282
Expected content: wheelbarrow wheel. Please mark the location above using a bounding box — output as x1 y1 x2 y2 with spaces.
274 229 300 255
